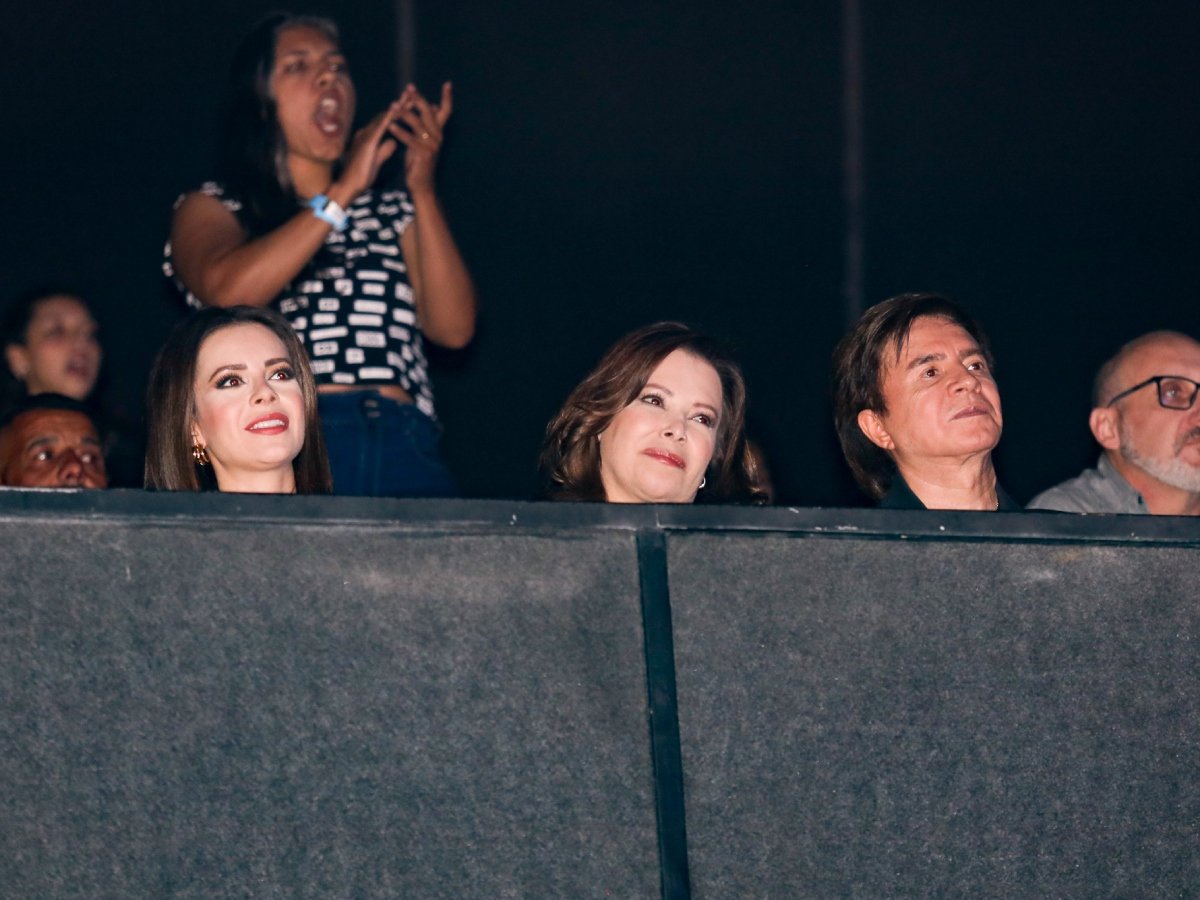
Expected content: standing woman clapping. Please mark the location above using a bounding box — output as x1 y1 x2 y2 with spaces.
166 13 475 497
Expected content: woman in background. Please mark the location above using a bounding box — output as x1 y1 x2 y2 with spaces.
2 286 101 408
166 12 474 497
0 286 146 486
541 322 762 504
145 306 331 494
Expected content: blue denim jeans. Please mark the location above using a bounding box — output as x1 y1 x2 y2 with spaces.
317 391 459 498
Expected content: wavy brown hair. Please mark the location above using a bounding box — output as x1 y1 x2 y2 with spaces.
145 306 331 493
540 322 760 503
832 292 994 500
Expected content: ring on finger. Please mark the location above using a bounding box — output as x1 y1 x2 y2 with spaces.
420 131 431 140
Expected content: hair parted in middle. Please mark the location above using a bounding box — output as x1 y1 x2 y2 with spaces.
540 321 763 503
831 291 994 500
144 305 331 493
1 284 102 409
216 12 342 235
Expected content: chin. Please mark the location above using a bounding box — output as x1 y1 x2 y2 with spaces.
635 482 696 504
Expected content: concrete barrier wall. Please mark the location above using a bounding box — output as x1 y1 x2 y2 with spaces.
1 492 1196 897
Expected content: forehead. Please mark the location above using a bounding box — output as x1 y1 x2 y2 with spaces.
1121 336 1200 383
646 349 722 400
9 410 98 445
197 323 288 371
275 24 340 56
894 316 977 359
30 295 93 324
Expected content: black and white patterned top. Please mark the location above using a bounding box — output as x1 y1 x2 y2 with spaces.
164 182 436 419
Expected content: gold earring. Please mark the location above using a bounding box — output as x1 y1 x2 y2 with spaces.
192 443 210 466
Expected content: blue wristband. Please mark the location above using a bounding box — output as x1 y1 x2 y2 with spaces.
308 194 349 232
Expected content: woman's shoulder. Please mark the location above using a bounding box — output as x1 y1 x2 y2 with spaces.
173 181 243 213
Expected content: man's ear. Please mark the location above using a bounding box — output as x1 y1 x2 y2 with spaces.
1089 406 1120 451
857 409 895 451
4 344 29 381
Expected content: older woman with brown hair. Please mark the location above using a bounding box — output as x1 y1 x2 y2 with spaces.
145 306 331 493
832 292 1017 510
541 322 762 504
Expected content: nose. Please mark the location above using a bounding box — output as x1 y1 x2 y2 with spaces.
69 329 95 352
57 450 84 487
315 60 340 87
661 415 687 441
951 363 983 393
252 378 280 405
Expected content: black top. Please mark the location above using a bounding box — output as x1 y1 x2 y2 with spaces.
880 475 1020 510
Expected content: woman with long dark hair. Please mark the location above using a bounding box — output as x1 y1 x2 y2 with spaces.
145 306 331 494
2 286 101 409
166 13 474 497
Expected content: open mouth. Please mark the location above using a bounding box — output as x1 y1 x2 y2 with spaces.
314 94 345 135
65 357 93 380
247 414 290 434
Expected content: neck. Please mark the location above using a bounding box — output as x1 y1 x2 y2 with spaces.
1106 451 1200 516
288 155 334 201
212 465 298 495
893 453 999 510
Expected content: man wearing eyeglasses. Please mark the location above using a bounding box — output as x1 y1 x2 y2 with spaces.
1029 330 1200 515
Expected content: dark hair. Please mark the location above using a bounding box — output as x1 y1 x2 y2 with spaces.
540 322 758 503
1 285 99 410
145 306 331 493
831 292 994 500
0 284 90 348
216 12 341 234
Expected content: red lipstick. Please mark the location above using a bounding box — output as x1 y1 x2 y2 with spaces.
246 413 290 435
644 448 686 469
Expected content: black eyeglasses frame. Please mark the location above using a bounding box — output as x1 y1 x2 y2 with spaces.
1105 375 1200 410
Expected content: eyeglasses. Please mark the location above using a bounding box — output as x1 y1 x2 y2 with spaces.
1106 375 1200 410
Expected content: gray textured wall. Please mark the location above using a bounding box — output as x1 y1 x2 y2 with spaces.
1 492 1198 896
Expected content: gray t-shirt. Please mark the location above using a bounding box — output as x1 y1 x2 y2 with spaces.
1026 454 1147 514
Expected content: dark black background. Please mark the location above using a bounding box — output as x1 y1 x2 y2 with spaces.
5 1 1197 503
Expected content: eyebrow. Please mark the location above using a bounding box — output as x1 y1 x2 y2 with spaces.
207 363 246 382
277 48 344 58
25 436 60 452
24 435 101 452
644 381 720 416
206 357 291 383
904 346 984 371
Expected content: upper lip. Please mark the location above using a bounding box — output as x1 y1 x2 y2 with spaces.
952 404 989 420
246 413 289 431
644 447 686 469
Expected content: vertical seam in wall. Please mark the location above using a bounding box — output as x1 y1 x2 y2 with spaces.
636 529 692 900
